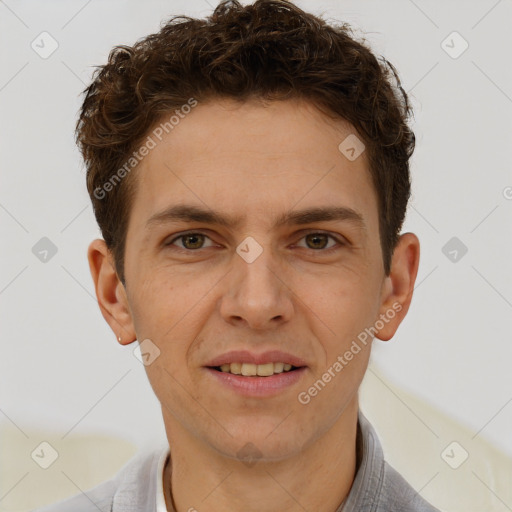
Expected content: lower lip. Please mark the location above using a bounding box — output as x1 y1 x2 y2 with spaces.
204 367 307 397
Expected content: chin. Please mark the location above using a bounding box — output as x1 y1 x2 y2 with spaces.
211 423 306 462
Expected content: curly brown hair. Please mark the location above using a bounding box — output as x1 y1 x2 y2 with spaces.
76 0 415 285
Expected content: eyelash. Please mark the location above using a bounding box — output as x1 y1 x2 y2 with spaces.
165 231 345 254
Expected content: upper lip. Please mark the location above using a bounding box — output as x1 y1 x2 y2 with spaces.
205 350 307 368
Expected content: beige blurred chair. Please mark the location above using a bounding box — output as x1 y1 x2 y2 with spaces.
0 426 138 512
2 361 510 511
358 361 512 512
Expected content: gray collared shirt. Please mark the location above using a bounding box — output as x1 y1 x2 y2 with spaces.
33 409 440 512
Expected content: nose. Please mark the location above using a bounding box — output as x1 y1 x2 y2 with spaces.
219 242 294 331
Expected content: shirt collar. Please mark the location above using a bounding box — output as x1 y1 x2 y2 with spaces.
339 408 384 511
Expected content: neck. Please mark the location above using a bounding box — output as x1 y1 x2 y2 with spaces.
163 397 360 512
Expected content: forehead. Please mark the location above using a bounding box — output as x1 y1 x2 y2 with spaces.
127 98 379 235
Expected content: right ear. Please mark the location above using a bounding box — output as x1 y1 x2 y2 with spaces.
87 239 137 345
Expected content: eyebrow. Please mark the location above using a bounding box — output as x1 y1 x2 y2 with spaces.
145 204 366 231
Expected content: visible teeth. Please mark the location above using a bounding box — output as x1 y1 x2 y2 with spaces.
218 362 296 376
256 363 274 376
229 363 242 374
273 362 284 373
241 363 257 376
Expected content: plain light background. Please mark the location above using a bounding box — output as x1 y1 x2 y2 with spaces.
1 0 511 475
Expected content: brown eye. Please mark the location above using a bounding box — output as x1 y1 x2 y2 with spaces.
298 232 340 251
305 233 329 249
181 234 205 249
167 232 214 250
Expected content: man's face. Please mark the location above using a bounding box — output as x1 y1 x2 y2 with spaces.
120 98 391 460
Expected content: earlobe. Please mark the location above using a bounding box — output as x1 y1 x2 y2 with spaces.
87 239 136 345
374 232 420 342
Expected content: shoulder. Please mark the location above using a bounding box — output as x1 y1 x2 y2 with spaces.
30 477 117 512
30 445 166 512
378 461 441 512
353 410 441 512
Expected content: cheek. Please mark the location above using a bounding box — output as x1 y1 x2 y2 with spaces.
297 270 382 376
128 270 215 369
128 268 187 335
304 268 381 326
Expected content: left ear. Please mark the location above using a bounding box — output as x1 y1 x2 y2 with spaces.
87 238 137 345
374 232 420 341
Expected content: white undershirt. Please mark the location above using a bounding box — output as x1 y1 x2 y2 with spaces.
156 446 171 512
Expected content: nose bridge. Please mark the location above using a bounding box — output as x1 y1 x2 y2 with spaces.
235 235 280 303
221 234 293 328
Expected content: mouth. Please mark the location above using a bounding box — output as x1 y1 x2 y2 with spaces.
209 362 301 377
205 361 307 397
204 350 308 396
